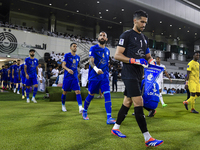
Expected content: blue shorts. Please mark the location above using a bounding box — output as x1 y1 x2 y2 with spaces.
88 80 110 94
21 76 26 84
10 76 14 82
25 78 38 86
62 79 80 92
14 77 21 83
143 100 158 110
2 76 8 81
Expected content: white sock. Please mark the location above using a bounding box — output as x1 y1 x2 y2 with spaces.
113 123 120 130
159 93 165 105
40 83 44 91
79 106 83 110
143 131 151 141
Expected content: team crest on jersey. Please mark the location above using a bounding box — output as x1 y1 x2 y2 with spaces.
147 73 153 81
106 51 109 55
77 58 79 61
73 59 76 63
102 53 104 58
119 39 124 45
136 49 145 57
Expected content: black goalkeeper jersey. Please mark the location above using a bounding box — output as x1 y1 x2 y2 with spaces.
117 29 149 81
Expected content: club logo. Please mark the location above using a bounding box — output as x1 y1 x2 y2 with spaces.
0 31 18 54
136 49 145 57
147 73 153 81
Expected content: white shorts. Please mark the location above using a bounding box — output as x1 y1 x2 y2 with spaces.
157 81 163 90
81 80 88 87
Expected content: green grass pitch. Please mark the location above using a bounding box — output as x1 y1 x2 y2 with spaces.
1 91 200 150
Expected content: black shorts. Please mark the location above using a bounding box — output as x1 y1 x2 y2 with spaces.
123 79 141 98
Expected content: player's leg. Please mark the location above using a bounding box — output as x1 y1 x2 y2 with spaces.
39 78 44 91
13 79 17 93
111 96 131 138
82 81 98 120
75 90 84 113
72 79 83 113
31 78 38 103
61 79 72 112
158 81 167 107
101 80 115 124
183 81 195 111
61 90 67 112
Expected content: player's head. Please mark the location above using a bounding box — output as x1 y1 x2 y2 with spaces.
29 49 35 57
70 43 77 53
133 10 148 32
17 60 20 65
98 31 108 45
2 65 4 68
38 63 41 67
193 51 200 61
156 56 161 64
5 64 8 68
85 63 89 69
13 60 16 65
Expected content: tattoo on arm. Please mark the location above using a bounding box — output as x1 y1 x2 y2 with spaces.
89 57 95 68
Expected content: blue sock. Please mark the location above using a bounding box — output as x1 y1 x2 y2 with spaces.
84 94 94 112
26 88 30 99
104 91 112 119
5 83 7 88
3 82 5 87
14 84 16 89
76 94 82 106
33 87 38 98
18 84 20 91
12 83 14 88
61 94 66 105
22 86 25 96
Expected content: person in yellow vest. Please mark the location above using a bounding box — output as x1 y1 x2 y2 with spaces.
183 51 200 113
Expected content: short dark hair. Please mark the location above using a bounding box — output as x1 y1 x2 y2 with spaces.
17 59 20 61
70 43 77 47
13 61 16 63
29 49 35 52
133 10 148 20
156 56 160 59
2 65 4 67
193 51 200 55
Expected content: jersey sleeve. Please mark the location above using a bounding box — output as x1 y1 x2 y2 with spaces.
24 58 28 66
63 54 68 63
89 47 95 58
145 48 150 54
187 62 192 71
117 32 129 48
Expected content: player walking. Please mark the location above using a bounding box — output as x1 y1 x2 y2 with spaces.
82 31 116 125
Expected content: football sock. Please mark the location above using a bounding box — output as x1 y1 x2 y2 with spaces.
116 104 130 125
17 84 20 91
76 94 82 106
83 94 94 112
143 132 152 142
12 83 14 89
113 123 121 130
3 82 5 87
4 82 7 88
33 87 38 98
61 94 66 105
22 87 24 96
134 106 148 133
186 89 190 100
159 93 165 105
14 84 16 89
26 88 30 99
40 82 44 91
104 91 112 119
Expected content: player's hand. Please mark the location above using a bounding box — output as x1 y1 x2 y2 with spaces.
129 58 148 68
8 75 10 77
148 58 156 65
97 69 103 75
12 75 14 78
68 69 74 75
185 85 188 90
26 74 29 79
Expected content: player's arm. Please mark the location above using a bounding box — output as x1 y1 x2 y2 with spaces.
62 61 73 75
115 46 148 67
24 65 29 79
164 70 172 82
12 68 14 78
89 57 103 75
185 71 190 89
18 68 21 80
36 66 38 75
8 69 10 77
